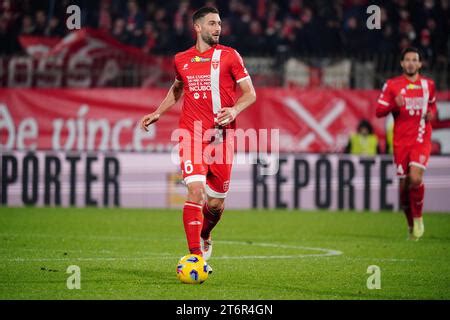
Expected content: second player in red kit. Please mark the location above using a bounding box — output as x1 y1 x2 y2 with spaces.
376 47 437 240
140 7 256 271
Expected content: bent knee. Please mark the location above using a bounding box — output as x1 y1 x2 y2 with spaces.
408 175 423 188
207 198 224 212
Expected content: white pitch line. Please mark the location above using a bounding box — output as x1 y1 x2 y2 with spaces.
3 256 173 262
0 232 160 242
214 240 343 259
0 233 419 263
0 240 343 262
213 254 337 260
342 257 414 262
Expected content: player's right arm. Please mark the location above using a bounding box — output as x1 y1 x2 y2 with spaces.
140 79 184 132
376 80 401 118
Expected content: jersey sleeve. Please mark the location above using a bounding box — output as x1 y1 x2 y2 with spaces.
173 56 183 82
230 49 250 83
428 79 437 120
376 80 396 117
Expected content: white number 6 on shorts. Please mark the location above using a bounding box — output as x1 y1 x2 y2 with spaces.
184 160 193 174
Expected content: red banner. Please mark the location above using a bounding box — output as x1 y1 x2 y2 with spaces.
0 88 449 153
1 28 174 88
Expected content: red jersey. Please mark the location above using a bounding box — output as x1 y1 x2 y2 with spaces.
376 75 437 148
174 44 250 134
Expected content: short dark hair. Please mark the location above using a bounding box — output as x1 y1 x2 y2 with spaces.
401 47 422 61
192 6 219 23
358 119 373 134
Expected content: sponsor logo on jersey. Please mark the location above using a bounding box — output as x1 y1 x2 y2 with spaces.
405 97 425 116
191 56 211 63
186 75 211 92
406 84 422 90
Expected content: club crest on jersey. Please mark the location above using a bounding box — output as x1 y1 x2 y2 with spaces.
419 155 426 164
212 60 219 70
223 180 230 192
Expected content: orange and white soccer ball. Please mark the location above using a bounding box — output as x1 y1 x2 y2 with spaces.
176 254 209 284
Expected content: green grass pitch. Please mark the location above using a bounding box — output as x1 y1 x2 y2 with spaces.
0 207 449 300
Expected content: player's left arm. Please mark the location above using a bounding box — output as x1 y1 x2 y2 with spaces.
217 78 256 126
426 80 438 123
426 80 450 129
217 50 256 126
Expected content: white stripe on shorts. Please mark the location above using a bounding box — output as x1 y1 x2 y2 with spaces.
205 184 227 199
184 175 206 185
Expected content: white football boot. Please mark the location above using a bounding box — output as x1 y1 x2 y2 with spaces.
408 227 417 241
201 236 213 261
412 217 424 239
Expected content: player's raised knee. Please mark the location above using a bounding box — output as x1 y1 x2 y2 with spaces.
208 198 224 213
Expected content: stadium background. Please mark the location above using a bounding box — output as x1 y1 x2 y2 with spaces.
1 0 449 211
0 0 450 301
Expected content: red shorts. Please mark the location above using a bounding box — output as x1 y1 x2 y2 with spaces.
393 142 431 177
179 137 234 198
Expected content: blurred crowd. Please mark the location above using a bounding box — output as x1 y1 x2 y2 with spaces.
1 0 449 64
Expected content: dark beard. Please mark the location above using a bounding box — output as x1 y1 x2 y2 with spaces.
405 70 418 77
201 33 219 46
403 67 418 77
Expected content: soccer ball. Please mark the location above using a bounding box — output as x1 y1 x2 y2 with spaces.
176 254 209 284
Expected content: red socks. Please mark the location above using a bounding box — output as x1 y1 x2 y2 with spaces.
409 183 425 219
183 201 224 254
400 179 425 227
201 203 223 240
183 201 203 255
400 186 413 228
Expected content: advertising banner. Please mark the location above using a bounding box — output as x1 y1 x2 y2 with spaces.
1 151 449 212
1 88 449 153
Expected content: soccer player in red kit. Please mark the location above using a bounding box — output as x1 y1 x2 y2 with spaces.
376 47 437 240
140 7 256 268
